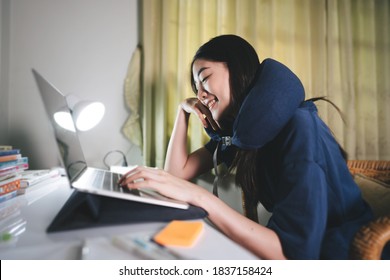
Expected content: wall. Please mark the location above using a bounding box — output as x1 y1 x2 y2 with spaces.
1 0 142 169
0 0 10 144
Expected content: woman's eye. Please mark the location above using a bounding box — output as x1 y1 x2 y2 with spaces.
201 75 210 84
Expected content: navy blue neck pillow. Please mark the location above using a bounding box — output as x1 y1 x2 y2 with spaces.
232 58 305 150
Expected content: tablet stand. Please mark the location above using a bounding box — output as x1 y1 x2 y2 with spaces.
47 190 208 232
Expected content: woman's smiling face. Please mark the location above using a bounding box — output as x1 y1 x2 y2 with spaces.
192 59 232 123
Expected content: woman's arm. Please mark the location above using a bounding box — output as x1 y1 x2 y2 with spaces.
199 188 287 260
119 166 286 260
164 99 214 180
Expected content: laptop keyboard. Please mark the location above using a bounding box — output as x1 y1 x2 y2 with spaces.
87 169 140 195
87 169 116 189
72 167 188 209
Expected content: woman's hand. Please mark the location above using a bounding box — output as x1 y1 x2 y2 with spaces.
118 166 208 205
181 98 220 131
118 166 286 260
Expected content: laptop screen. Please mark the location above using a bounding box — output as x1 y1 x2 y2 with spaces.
32 69 87 181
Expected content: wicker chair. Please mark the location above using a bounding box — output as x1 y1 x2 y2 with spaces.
241 159 390 259
347 160 390 185
347 160 390 259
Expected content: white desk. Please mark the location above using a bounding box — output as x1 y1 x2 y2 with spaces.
0 177 258 260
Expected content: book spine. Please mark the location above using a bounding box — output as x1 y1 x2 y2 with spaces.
0 157 28 168
0 149 20 156
1 163 30 176
0 174 22 185
0 160 17 169
0 166 19 177
18 163 29 171
0 174 16 182
0 166 15 176
0 179 21 195
0 190 18 203
0 154 22 162
0 145 13 151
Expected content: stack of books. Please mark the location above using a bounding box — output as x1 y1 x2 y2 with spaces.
0 145 29 203
0 145 64 203
17 168 61 195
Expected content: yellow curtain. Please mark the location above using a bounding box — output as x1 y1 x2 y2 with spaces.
139 0 390 167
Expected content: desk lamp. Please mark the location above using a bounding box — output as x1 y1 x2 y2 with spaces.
54 95 105 132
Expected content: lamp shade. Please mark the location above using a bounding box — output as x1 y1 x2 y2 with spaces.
54 110 76 132
72 101 105 131
54 99 105 132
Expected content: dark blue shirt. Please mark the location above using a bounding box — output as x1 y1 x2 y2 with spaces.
205 101 374 259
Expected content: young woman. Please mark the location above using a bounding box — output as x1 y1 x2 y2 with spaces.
119 35 378 260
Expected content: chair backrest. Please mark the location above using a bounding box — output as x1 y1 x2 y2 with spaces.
347 160 390 185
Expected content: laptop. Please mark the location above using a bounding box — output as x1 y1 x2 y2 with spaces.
32 69 189 210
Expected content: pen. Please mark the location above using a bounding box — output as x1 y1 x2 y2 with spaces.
150 239 191 260
79 240 89 260
112 235 187 260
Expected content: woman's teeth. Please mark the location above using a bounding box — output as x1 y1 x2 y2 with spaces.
208 99 216 110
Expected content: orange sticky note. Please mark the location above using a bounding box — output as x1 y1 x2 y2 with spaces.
153 220 204 247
